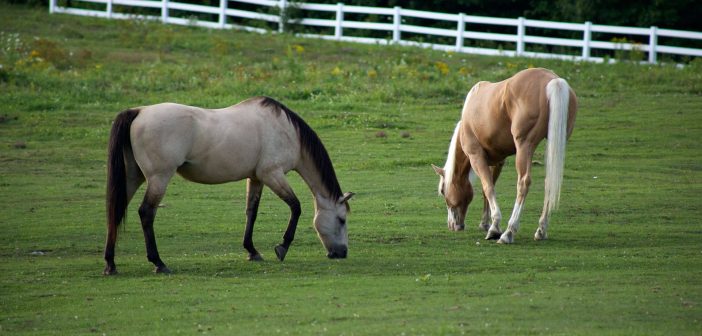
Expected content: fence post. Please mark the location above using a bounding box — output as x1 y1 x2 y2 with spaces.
648 26 658 64
334 3 344 40
393 6 401 43
106 0 113 19
278 0 288 33
516 16 525 56
456 13 465 52
219 0 227 29
582 21 591 61
161 0 169 24
49 0 56 14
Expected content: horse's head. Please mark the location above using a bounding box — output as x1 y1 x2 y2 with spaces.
314 192 354 258
433 164 473 231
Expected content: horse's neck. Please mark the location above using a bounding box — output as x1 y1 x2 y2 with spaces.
444 124 471 186
450 146 471 183
295 155 336 206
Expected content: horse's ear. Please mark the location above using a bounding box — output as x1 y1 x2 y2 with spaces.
431 164 445 177
339 192 354 204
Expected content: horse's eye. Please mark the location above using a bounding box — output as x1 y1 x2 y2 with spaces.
338 217 346 226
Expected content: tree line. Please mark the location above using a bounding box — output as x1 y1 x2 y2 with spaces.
13 0 701 31
304 0 700 32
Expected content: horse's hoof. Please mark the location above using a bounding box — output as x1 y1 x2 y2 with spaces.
248 253 264 262
485 229 502 240
274 245 288 261
497 231 514 244
154 265 172 274
448 224 465 231
103 268 118 276
534 229 548 241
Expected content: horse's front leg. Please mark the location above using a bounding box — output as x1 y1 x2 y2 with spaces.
478 161 505 232
275 196 301 261
243 178 264 261
467 152 502 240
261 172 301 262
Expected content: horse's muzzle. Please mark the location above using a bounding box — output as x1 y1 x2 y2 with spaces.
327 245 348 259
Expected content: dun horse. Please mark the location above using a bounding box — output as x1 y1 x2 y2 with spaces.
433 68 577 244
105 96 354 275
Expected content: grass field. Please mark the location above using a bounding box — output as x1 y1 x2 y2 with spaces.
1 3 701 335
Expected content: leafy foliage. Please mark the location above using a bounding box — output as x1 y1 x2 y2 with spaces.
309 0 702 31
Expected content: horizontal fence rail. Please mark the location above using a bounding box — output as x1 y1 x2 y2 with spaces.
49 0 702 64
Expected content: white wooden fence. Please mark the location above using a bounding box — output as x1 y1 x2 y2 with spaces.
49 0 702 64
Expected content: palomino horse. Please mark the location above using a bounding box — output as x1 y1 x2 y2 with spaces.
105 96 354 275
433 68 577 244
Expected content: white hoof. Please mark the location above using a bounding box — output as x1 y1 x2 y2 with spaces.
497 231 513 244
534 228 547 241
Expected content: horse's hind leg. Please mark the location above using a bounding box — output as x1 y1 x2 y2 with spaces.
104 149 144 275
125 147 145 204
535 212 549 240
139 173 173 273
535 194 552 240
243 178 264 261
498 143 535 244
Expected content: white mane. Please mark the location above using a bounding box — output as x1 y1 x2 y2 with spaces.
441 85 481 193
441 121 462 194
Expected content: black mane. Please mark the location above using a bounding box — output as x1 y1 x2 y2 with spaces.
259 97 344 200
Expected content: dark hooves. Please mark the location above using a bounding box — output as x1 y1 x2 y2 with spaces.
275 245 288 261
103 268 118 276
248 253 264 262
154 265 172 274
485 231 502 240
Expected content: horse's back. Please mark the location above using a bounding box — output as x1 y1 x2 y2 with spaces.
461 68 570 161
461 80 515 160
129 99 300 184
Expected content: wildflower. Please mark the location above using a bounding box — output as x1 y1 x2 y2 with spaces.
435 61 449 75
458 66 471 75
367 69 377 79
292 44 304 54
331 66 343 76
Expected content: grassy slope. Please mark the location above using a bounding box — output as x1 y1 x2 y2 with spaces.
1 3 701 335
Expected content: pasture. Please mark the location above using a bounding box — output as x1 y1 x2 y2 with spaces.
1 3 701 335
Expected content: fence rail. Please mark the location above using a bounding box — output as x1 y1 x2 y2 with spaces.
49 0 702 64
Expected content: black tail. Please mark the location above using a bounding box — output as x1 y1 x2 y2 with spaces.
106 109 140 234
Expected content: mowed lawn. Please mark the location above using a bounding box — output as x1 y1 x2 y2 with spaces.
1 3 701 335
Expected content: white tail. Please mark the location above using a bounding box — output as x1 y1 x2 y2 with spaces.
544 78 570 214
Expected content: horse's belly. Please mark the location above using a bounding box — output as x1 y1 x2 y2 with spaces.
176 159 253 184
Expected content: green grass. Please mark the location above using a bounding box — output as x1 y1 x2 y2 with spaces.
2 3 701 335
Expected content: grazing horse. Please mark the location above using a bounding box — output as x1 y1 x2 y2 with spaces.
105 96 354 275
432 68 577 244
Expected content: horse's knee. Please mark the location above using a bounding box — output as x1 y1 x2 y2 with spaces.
286 197 301 217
